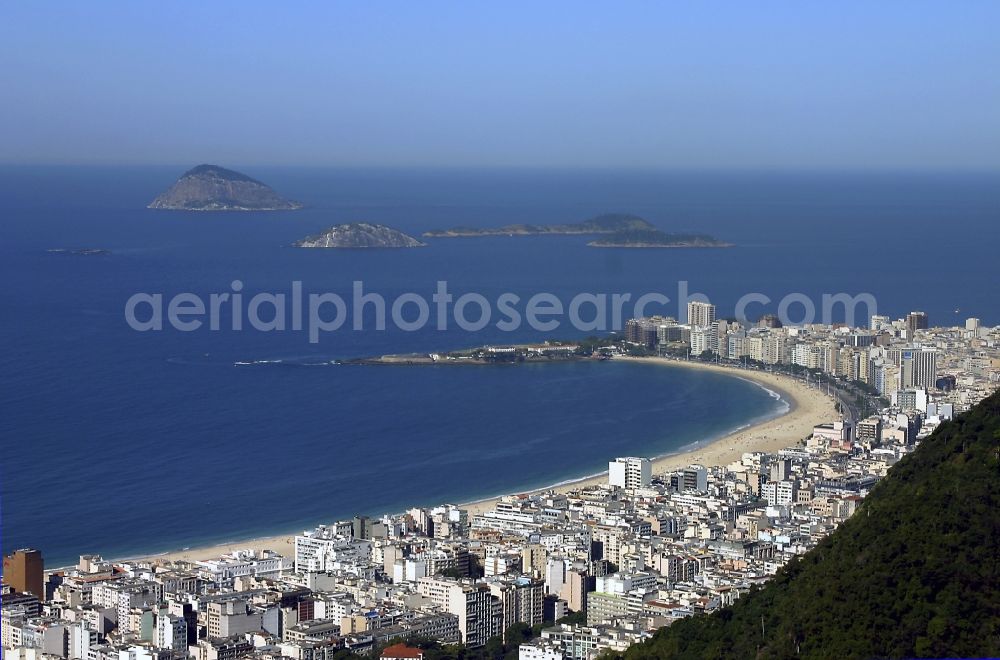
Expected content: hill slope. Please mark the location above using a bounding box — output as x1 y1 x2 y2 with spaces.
623 390 1000 659
293 223 426 248
148 164 303 211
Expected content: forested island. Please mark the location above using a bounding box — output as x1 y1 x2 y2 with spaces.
423 213 653 237
423 213 731 247
588 228 731 248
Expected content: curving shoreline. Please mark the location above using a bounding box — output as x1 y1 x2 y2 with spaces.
460 356 835 516
131 356 837 565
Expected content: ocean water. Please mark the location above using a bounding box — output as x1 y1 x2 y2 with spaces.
1 167 998 566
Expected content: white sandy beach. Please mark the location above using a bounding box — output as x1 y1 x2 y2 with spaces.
137 356 837 565
460 357 838 516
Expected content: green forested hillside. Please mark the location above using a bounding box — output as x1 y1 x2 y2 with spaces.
623 389 1000 659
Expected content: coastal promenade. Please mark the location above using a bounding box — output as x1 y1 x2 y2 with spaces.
136 356 837 565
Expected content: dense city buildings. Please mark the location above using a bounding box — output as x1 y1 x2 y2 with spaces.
636 310 997 412
2 312 997 659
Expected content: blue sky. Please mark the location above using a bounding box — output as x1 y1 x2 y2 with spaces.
1 2 998 169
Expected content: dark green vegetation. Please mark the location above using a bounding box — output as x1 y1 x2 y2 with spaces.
573 213 657 232
422 212 653 236
587 227 730 247
573 335 654 357
182 164 261 184
424 213 705 237
422 213 729 246
619 388 1000 659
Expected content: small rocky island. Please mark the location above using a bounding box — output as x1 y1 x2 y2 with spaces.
148 164 303 211
423 213 731 248
293 223 426 248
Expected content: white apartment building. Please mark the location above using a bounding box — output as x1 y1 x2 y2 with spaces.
294 534 372 573
690 327 710 355
609 457 651 490
416 577 502 648
687 301 716 328
762 480 798 506
154 613 187 653
888 347 938 390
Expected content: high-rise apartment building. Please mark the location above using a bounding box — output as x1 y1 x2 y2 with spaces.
624 317 661 348
757 314 782 329
762 480 798 506
690 327 710 356
761 336 786 365
888 347 938 390
869 315 890 331
905 311 928 336
856 417 883 446
681 465 708 492
769 458 791 483
2 549 44 600
608 457 652 490
416 577 502 648
687 301 716 328
488 577 544 638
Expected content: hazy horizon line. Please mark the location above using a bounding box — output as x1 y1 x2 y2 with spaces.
1 161 998 176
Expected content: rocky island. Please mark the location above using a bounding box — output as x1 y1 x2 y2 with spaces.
148 164 303 211
46 248 111 256
588 228 732 248
423 213 654 237
293 223 426 248
423 213 731 247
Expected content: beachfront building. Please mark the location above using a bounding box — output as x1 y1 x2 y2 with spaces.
687 301 716 329
690 327 710 356
609 457 651 490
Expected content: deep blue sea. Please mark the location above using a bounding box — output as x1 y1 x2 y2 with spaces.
2 167 998 566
